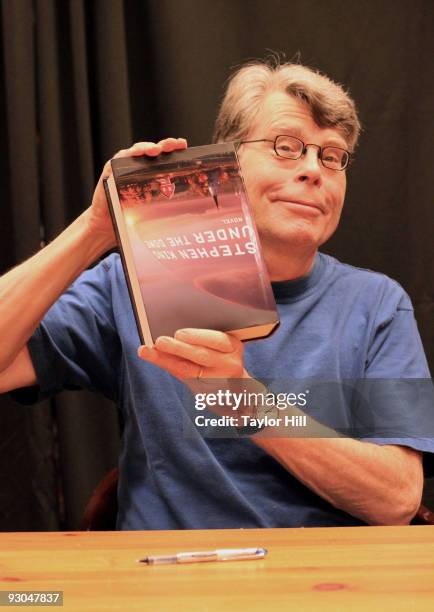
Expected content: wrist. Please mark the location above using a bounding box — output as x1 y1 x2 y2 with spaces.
236 390 279 436
79 208 117 258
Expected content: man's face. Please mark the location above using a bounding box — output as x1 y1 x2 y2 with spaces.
238 91 347 258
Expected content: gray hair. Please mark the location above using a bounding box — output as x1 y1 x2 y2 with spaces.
213 60 361 151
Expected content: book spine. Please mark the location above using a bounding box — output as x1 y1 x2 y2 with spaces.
104 176 154 347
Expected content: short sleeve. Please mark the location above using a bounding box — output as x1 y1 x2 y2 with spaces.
366 287 430 378
25 255 122 402
359 282 434 456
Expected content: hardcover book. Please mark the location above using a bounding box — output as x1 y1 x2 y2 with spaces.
104 142 279 347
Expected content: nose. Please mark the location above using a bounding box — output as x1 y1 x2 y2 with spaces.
294 145 322 186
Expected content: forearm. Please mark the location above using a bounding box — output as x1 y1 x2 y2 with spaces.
253 433 423 525
0 208 113 371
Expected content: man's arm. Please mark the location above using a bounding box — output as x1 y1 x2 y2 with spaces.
0 138 187 393
137 328 424 526
0 345 37 392
254 435 423 526
0 210 113 391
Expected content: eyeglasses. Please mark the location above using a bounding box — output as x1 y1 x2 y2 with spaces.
239 135 351 171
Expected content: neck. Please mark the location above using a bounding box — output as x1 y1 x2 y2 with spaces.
263 246 317 281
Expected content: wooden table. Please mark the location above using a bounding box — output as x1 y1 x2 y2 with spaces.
0 526 433 611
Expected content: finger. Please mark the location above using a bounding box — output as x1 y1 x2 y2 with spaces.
101 144 160 180
154 335 217 367
158 137 188 152
111 138 187 163
174 328 242 353
138 346 201 379
111 143 161 160
112 147 133 159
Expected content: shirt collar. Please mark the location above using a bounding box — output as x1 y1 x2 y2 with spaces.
271 252 324 300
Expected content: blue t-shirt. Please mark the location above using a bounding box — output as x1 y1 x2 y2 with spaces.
25 252 434 529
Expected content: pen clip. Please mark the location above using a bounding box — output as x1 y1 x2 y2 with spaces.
216 548 267 560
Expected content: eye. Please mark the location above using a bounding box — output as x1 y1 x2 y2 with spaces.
322 147 349 169
275 136 302 157
323 149 340 163
278 144 296 153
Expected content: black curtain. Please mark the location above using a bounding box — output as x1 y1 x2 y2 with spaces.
1 0 433 530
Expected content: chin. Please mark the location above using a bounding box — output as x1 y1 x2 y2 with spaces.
286 231 319 250
274 217 322 242
259 227 319 254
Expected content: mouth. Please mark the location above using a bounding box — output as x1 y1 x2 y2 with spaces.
276 198 325 214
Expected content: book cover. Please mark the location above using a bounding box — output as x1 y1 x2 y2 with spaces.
104 142 279 347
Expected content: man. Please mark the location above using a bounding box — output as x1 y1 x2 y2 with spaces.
0 60 432 529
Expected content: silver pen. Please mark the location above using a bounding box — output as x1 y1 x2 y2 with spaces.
139 547 267 565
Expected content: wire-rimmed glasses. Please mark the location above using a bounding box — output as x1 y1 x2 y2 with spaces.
240 135 351 171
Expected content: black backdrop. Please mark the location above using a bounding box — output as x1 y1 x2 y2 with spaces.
0 0 433 530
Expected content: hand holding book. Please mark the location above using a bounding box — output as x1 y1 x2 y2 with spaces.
86 138 188 250
138 327 247 381
137 327 267 424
